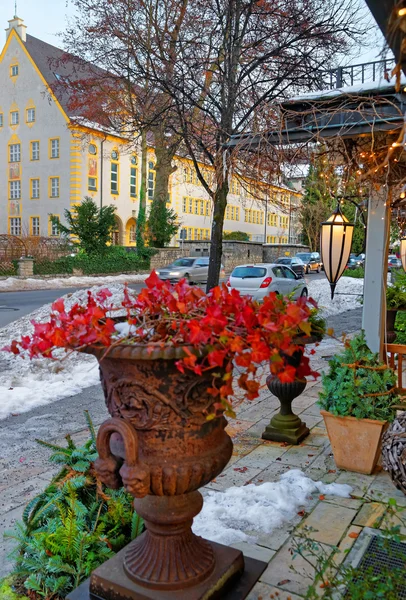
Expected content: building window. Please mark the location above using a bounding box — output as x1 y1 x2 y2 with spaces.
26 108 35 123
268 213 277 227
10 111 19 125
88 177 97 191
182 197 187 212
0 113 3 127
89 143 97 155
50 177 59 198
31 217 40 236
9 143 21 162
111 163 119 194
10 217 21 235
9 180 21 199
148 162 155 199
129 224 136 243
111 150 119 160
50 218 60 236
31 179 40 199
50 138 60 159
31 141 39 161
10 64 19 77
130 167 137 198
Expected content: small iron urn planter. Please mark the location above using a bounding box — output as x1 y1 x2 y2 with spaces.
68 343 253 600
262 343 314 445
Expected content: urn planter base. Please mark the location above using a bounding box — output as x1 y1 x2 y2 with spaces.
67 541 266 600
262 415 310 445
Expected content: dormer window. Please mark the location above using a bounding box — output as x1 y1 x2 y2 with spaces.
11 64 19 77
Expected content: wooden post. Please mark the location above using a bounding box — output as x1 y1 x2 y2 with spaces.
362 187 391 356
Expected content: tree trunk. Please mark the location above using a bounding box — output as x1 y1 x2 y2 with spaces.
136 129 148 249
206 180 228 291
153 126 178 205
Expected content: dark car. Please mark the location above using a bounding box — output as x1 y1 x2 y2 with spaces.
295 252 322 274
276 256 305 278
346 255 364 270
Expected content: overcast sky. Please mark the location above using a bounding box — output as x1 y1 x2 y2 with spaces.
6 0 388 66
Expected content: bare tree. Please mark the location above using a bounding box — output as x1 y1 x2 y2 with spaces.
144 0 368 288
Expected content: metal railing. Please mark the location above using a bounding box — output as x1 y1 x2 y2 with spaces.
316 58 397 90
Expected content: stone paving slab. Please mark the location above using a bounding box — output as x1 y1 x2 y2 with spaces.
297 501 358 546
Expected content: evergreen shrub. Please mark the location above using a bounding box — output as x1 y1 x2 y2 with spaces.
318 332 399 421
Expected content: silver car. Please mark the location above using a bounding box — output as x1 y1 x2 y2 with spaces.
156 257 225 284
227 263 307 301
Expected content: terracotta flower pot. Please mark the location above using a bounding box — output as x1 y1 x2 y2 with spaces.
83 343 244 597
321 409 388 475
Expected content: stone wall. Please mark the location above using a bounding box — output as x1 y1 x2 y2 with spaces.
262 243 310 262
150 241 310 272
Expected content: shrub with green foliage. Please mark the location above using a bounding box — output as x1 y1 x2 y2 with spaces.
344 267 364 279
395 311 406 344
223 231 250 241
73 246 152 275
147 200 179 247
6 412 143 600
318 331 399 421
387 271 406 309
51 197 116 256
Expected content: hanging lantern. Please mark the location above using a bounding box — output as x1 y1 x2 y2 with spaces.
401 237 406 272
320 203 354 299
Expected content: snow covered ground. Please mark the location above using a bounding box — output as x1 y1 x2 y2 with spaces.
0 273 149 291
193 469 352 545
0 285 129 420
0 277 362 420
307 276 363 317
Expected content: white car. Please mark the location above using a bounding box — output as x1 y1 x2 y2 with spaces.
227 263 307 301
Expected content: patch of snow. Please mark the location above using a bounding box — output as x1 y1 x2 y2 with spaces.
0 273 149 292
288 74 406 103
0 284 130 420
193 469 352 545
114 322 137 337
307 277 363 317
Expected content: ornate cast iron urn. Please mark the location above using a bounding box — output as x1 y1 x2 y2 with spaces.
70 344 248 599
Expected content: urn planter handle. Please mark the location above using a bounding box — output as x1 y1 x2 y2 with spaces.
94 417 150 498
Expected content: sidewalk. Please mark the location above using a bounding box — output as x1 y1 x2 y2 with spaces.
1 334 404 598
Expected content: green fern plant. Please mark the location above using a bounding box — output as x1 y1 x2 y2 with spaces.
5 411 143 599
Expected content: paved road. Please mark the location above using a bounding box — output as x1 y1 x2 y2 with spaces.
0 272 327 329
0 284 146 329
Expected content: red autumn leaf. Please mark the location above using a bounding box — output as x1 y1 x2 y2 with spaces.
278 365 296 383
319 495 325 500
348 532 359 539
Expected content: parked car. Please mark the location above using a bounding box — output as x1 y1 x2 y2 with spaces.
388 256 402 271
346 255 364 270
155 257 225 283
275 256 305 278
295 252 322 274
227 263 307 301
